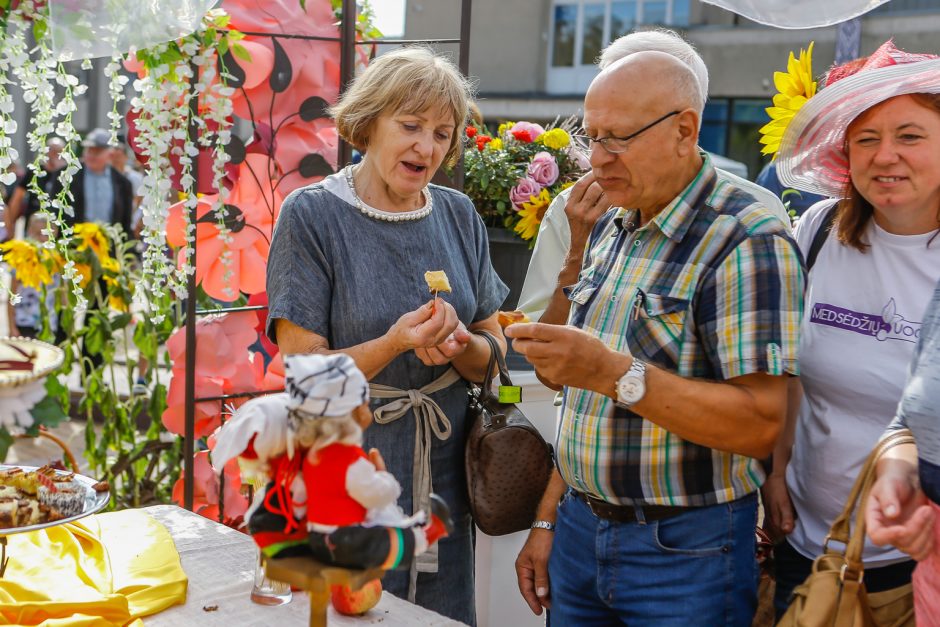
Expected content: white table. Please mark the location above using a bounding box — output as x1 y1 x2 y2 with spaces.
144 505 463 626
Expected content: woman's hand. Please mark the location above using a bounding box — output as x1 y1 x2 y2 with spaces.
867 459 936 561
387 298 459 354
760 473 795 540
415 318 472 366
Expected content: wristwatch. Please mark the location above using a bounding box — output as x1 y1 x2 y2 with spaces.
531 520 555 532
616 359 647 407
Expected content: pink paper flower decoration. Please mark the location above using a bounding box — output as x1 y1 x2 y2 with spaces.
166 153 283 301
162 311 261 438
172 450 248 525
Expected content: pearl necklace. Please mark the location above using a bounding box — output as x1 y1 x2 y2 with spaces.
344 165 433 222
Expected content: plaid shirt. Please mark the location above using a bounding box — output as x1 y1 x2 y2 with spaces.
559 154 804 506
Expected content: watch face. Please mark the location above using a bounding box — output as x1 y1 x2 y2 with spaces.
618 377 645 405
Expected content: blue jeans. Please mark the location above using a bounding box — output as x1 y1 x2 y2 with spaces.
547 490 759 626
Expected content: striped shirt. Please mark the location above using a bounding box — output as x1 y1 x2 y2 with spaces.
559 154 804 506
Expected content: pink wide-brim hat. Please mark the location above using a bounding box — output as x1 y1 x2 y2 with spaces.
777 42 940 198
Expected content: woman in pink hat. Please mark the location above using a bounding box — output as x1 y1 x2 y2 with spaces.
761 40 940 618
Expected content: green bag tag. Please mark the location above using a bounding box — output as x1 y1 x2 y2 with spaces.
498 385 522 404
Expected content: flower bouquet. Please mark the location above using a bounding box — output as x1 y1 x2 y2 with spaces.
463 119 587 243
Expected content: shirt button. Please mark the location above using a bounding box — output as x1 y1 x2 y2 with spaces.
610 295 617 302
634 240 642 247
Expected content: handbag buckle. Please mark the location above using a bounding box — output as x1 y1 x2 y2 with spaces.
839 563 864 584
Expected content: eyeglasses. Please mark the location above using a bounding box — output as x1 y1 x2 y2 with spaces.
572 110 680 154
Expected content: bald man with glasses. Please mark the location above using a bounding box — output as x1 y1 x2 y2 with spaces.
507 51 804 626
518 29 791 322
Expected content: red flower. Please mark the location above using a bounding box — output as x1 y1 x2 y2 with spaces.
475 135 492 151
512 129 534 143
465 125 477 138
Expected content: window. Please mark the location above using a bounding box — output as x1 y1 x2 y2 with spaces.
552 4 578 67
700 100 729 156
871 0 940 14
548 0 693 93
642 1 667 24
611 2 636 40
581 4 606 67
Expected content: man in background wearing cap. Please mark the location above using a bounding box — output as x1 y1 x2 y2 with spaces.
53 128 134 234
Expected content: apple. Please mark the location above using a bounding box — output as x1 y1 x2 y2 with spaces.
331 578 382 616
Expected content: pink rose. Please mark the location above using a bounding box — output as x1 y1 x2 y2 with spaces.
509 121 545 142
528 151 559 187
510 177 542 209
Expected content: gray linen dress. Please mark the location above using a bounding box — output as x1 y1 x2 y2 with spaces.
265 169 508 624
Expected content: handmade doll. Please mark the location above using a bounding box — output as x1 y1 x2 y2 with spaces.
212 352 452 572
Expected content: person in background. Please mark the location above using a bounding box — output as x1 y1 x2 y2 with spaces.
265 47 507 625
762 41 940 617
3 137 65 240
755 161 827 219
509 51 803 625
867 279 940 621
517 28 792 321
53 128 134 235
6 214 58 338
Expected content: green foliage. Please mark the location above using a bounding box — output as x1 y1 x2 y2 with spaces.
19 224 182 510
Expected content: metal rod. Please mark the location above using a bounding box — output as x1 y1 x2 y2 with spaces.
182 60 200 512
454 0 473 191
337 0 357 168
223 30 460 46
195 304 268 316
196 388 286 403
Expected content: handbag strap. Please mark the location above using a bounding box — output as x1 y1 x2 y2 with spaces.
824 429 916 570
475 330 513 402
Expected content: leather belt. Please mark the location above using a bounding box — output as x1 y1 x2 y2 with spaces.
572 490 694 523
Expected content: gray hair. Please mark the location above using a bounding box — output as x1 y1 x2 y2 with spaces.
598 28 709 103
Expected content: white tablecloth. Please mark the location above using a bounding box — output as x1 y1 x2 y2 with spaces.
143 505 463 626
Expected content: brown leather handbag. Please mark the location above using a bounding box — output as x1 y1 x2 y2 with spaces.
778 429 916 627
465 331 554 536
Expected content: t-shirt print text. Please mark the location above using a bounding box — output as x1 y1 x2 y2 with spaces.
810 298 921 343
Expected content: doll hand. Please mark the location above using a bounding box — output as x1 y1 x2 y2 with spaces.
368 447 386 472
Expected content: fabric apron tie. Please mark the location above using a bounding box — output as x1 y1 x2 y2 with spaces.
370 366 461 602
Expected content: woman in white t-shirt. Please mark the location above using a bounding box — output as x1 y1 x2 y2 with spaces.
761 41 940 618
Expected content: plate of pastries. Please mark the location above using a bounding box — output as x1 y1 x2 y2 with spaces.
0 464 109 534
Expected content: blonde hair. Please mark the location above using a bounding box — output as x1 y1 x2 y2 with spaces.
330 46 474 167
293 413 362 460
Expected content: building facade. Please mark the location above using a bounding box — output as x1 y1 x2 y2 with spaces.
406 0 940 178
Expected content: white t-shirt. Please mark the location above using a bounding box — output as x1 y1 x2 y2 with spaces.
786 200 940 564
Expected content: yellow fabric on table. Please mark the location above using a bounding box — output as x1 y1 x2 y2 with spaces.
0 509 187 626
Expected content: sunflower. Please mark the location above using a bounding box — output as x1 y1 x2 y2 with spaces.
513 189 552 241
73 222 111 260
0 240 53 289
759 42 816 158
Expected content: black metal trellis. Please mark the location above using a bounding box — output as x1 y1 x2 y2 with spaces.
181 0 473 515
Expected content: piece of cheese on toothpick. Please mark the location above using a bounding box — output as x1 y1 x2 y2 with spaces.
424 270 452 293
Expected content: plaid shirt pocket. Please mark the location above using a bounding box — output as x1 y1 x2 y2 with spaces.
626 290 689 369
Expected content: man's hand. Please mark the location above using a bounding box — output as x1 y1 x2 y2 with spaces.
760 473 795 540
515 528 554 615
867 461 936 561
565 172 610 251
505 322 628 396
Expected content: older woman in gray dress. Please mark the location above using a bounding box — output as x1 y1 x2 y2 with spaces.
265 47 507 624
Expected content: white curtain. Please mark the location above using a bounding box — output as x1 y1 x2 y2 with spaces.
49 0 218 60
699 0 891 29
